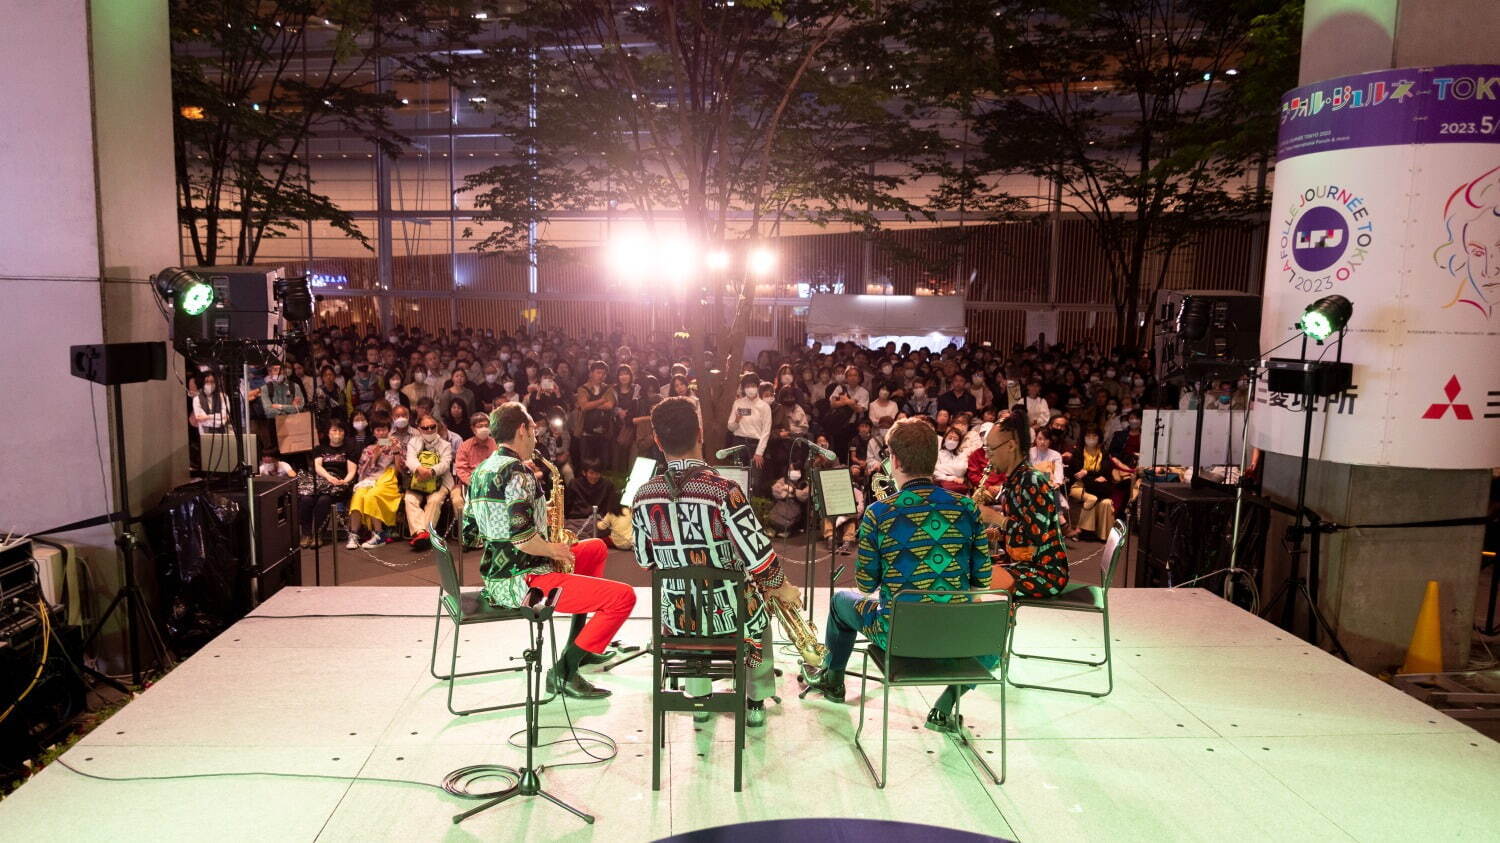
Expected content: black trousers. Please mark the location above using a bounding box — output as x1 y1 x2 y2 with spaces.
298 493 336 535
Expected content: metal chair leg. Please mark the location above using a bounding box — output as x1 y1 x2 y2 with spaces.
1006 606 1113 697
952 691 1003 785
853 650 886 788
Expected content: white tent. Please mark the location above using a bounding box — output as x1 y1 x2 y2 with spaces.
806 294 966 352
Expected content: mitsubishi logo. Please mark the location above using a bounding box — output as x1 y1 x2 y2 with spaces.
1421 375 1474 420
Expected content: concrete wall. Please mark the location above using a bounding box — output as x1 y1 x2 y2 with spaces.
0 0 184 671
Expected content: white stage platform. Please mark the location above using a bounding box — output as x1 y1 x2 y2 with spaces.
3 586 1497 842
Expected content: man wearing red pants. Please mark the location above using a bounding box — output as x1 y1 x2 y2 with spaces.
463 402 636 699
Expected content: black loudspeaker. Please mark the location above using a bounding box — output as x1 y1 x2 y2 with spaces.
173 266 283 355
0 611 86 772
1134 481 1240 588
1152 290 1261 383
221 475 301 607
1264 359 1354 398
69 341 166 385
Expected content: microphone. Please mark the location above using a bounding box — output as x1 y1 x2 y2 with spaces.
715 444 748 461
796 437 836 462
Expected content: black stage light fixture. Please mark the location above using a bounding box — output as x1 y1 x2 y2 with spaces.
152 267 215 316
274 276 314 322
1299 294 1353 341
1176 295 1213 341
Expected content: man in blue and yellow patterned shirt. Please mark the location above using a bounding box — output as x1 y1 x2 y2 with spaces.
802 417 993 732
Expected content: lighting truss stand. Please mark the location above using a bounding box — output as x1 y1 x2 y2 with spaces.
452 594 593 825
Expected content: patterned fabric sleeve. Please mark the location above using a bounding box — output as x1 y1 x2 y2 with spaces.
722 484 778 580
504 469 539 543
631 504 655 570
465 466 507 542
854 505 881 594
958 496 994 589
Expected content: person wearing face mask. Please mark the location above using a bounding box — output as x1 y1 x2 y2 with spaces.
934 426 971 492
346 410 373 454
473 363 505 409
452 411 497 538
350 363 380 414
300 421 357 548
382 371 410 409
1108 412 1143 483
348 416 404 548
190 370 228 434
259 361 299 417
1102 399 1125 441
389 405 414 449
727 372 773 489
404 413 454 551
902 378 938 418
799 417 992 732
1066 427 1118 541
868 382 899 437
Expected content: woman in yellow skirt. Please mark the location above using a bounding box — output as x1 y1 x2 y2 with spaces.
348 416 405 548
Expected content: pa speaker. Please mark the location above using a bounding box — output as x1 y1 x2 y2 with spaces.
69 342 166 385
1152 290 1261 383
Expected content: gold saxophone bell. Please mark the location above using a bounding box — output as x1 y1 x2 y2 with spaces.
760 587 828 677
872 456 896 502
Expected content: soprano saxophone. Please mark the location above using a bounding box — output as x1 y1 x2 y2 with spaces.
534 455 577 573
761 584 829 676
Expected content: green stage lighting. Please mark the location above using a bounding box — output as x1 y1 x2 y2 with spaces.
1299 294 1352 341
153 267 215 316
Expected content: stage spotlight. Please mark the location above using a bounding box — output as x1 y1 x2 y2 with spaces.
1299 294 1353 341
153 267 215 316
705 249 731 271
661 236 698 284
606 232 652 284
747 247 777 277
274 277 314 322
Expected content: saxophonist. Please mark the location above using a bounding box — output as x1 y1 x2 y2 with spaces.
800 417 994 734
630 397 804 729
463 402 636 699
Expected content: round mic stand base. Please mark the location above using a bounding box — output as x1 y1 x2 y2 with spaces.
449 598 594 826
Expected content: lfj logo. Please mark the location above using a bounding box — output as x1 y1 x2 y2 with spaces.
1280 184 1374 293
1421 375 1474 420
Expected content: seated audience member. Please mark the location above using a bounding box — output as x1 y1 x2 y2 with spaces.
190 370 228 434
348 416 404 548
596 504 634 550
934 427 970 492
566 461 617 518
257 451 295 478
1066 426 1117 541
299 421 357 547
444 396 473 440
405 413 454 550
452 411 496 531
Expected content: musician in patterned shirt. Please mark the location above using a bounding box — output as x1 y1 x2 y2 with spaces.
463 402 636 700
978 410 1070 599
630 397 803 728
800 417 995 733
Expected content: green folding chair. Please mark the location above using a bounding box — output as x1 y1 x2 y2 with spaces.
428 533 558 716
854 588 1011 788
1007 519 1127 697
650 567 751 793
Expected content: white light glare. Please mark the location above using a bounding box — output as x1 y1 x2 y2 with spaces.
661 236 698 285
705 249 731 271
607 232 653 284
747 247 777 276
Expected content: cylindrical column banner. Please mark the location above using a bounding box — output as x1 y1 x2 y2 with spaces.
1253 64 1500 469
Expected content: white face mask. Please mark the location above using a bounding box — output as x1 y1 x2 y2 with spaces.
912 387 926 398
485 373 498 384
393 417 409 429
203 383 216 395
423 432 440 445
474 426 491 439
352 420 368 431
744 387 758 398
944 439 959 451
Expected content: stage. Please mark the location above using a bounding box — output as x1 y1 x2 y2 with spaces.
3 586 1496 841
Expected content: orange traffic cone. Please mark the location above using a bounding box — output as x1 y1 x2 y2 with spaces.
1399 580 1443 675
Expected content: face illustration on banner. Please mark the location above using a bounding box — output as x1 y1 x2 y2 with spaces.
1279 183 1373 294
1433 164 1500 319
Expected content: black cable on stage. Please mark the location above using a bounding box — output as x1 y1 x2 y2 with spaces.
54 757 453 794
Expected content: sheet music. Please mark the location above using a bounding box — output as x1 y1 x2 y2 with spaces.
622 456 659 505
817 467 859 517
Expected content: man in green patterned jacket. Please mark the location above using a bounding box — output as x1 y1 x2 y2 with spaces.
801 417 993 733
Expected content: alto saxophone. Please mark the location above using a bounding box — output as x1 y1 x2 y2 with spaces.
534 455 577 573
871 455 896 502
970 466 1004 557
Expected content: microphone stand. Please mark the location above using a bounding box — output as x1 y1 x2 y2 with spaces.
800 441 825 626
452 590 593 825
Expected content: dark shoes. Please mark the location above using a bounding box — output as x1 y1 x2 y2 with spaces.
546 666 612 699
924 707 959 735
579 647 621 666
798 667 846 703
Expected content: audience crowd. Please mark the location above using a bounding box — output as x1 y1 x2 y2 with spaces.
185 323 1186 549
